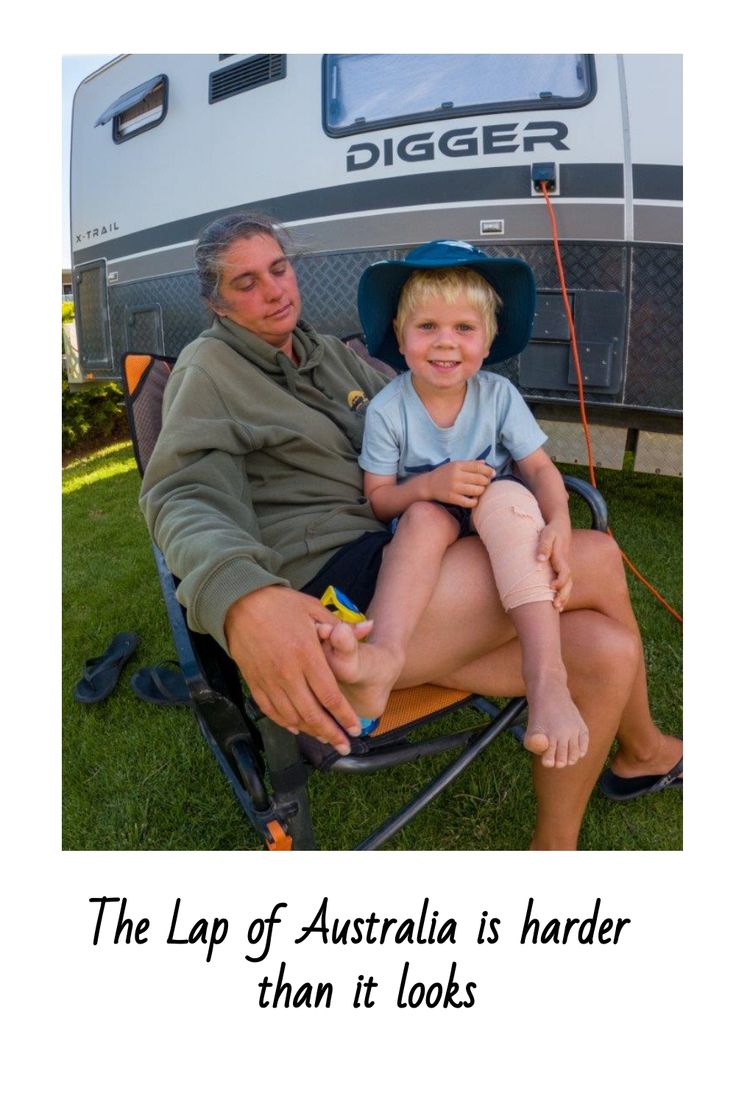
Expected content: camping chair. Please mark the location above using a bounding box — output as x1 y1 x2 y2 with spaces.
122 351 608 851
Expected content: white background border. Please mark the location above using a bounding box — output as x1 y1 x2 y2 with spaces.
5 6 725 1100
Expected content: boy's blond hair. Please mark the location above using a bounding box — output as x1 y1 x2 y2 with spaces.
394 267 502 347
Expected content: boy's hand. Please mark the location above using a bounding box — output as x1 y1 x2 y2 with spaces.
537 518 573 610
427 461 494 507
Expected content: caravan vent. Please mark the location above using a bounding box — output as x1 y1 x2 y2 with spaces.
209 55 286 104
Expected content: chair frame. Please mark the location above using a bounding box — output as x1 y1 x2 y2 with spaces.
123 351 608 851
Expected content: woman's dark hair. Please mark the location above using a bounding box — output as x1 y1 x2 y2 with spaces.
194 210 293 310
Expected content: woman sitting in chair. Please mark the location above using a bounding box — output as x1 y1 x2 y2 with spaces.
140 210 682 850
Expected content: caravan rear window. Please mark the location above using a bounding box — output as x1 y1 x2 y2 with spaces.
323 54 594 136
94 75 169 143
113 77 168 142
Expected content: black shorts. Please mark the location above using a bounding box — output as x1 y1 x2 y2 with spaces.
439 503 474 538
437 473 526 538
300 474 526 613
301 530 394 613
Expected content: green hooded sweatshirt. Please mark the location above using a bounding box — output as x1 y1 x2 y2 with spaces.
140 317 388 651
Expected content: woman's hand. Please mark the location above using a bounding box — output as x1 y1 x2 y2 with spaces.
224 587 361 754
427 461 494 507
537 518 573 611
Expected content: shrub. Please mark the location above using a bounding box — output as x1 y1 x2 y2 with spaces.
62 378 128 450
62 302 128 452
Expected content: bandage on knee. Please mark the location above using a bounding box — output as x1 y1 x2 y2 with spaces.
472 481 556 611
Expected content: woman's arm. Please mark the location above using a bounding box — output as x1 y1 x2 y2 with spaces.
141 361 362 751
140 366 291 644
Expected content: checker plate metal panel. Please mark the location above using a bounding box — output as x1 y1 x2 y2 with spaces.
101 241 681 422
625 245 682 411
469 242 627 403
633 431 682 477
109 273 210 367
124 305 164 353
295 249 395 338
538 420 627 471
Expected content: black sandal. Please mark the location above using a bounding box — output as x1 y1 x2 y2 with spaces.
598 756 683 801
130 661 191 706
74 632 139 704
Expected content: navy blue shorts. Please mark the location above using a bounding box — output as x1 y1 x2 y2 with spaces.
300 474 526 612
439 503 474 538
436 473 525 538
301 530 394 613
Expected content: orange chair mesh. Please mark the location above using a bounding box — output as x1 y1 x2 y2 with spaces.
125 354 154 395
372 685 472 737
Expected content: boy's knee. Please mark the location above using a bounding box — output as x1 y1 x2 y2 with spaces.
474 478 542 527
402 499 456 528
472 480 554 611
402 499 446 521
396 500 459 544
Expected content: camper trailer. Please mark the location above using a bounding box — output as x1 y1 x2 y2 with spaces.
69 53 682 474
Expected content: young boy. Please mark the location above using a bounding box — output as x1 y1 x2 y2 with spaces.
319 240 588 769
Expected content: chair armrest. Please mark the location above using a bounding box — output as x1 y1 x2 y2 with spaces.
562 475 608 533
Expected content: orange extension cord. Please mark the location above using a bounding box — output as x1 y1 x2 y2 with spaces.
539 181 682 625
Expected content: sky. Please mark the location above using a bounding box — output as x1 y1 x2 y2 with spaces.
62 54 118 268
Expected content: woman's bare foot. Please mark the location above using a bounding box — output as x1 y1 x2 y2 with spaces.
317 621 403 721
523 672 589 768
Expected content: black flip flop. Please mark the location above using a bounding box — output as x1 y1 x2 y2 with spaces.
74 632 139 704
130 662 191 706
598 756 683 802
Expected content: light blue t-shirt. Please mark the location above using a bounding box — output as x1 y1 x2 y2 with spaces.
358 371 547 479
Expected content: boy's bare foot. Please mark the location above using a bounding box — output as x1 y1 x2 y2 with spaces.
523 729 551 756
523 673 589 768
317 621 403 721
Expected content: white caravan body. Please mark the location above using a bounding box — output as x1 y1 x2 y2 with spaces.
70 53 682 472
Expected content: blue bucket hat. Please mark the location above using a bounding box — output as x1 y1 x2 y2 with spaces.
357 239 536 372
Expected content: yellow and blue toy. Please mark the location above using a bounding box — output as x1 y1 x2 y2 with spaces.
320 586 379 737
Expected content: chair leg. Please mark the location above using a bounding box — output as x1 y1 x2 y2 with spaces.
354 696 528 850
260 719 318 850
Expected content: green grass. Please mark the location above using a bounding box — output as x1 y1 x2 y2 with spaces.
62 442 682 851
